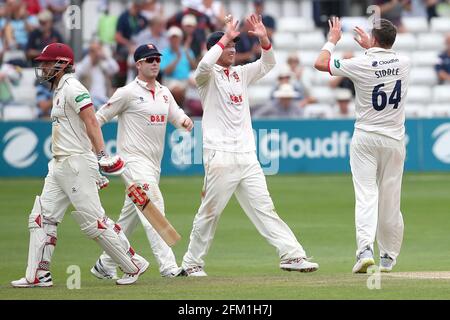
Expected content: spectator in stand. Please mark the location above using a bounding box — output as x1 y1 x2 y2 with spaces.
42 0 69 39
160 26 197 107
3 0 39 50
270 65 303 100
75 40 119 108
35 80 52 118
198 0 226 30
24 0 40 15
2 0 39 66
114 0 147 87
0 1 6 61
140 0 164 22
167 0 215 41
254 83 304 118
328 52 355 96
180 14 205 60
133 15 168 51
26 10 64 65
436 33 450 84
235 19 260 65
252 0 276 41
270 65 317 109
402 0 439 22
286 52 314 91
97 1 119 46
374 0 408 32
0 61 21 110
332 88 355 119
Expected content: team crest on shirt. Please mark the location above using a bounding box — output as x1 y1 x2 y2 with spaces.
231 71 240 82
163 95 169 103
137 96 147 104
149 114 166 125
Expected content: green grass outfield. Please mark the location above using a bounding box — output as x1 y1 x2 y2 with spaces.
1 173 450 300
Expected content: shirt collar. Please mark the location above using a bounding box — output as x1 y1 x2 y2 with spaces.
55 73 73 90
134 77 162 92
214 64 233 73
365 47 396 55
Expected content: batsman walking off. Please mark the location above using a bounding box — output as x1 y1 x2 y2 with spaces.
91 44 193 279
314 18 410 273
11 43 149 287
181 14 319 276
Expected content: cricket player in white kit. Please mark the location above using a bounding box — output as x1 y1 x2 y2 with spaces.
11 43 149 287
90 44 193 279
314 18 410 273
181 14 319 276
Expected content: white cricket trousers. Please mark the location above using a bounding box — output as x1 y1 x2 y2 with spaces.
182 149 306 269
41 154 106 223
99 159 178 274
350 129 405 262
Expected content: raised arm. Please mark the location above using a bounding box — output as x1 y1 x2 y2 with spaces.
242 14 276 85
194 15 240 86
314 17 342 72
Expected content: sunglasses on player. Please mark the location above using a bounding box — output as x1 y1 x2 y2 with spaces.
139 56 161 64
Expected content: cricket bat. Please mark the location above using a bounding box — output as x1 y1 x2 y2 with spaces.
121 174 181 247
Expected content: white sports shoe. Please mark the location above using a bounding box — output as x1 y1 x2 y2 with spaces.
280 257 319 272
90 259 118 280
352 247 375 273
161 267 183 278
379 254 395 273
11 272 53 288
116 254 149 285
180 266 208 277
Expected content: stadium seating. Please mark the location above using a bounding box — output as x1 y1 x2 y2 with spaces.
303 103 334 119
402 17 429 33
2 104 36 121
3 0 449 121
404 104 427 118
406 86 432 104
410 68 438 86
430 17 450 33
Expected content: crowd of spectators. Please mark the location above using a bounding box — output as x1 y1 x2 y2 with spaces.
0 0 450 120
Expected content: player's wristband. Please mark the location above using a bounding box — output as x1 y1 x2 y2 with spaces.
97 150 107 161
321 42 336 54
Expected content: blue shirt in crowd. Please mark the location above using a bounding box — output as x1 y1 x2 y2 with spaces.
160 48 194 81
435 51 450 84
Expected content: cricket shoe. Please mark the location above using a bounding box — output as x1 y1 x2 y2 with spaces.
352 247 375 273
379 254 395 273
11 271 53 288
161 267 183 278
180 266 208 277
280 257 319 272
90 258 118 280
116 254 149 285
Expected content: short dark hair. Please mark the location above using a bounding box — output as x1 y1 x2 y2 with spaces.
371 19 397 49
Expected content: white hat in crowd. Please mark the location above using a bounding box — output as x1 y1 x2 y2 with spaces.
274 83 300 99
335 88 352 101
278 65 292 78
182 14 198 27
168 26 183 38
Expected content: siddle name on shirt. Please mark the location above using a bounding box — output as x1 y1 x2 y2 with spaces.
375 68 400 79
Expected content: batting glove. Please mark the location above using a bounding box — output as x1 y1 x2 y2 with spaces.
96 175 109 190
98 154 125 176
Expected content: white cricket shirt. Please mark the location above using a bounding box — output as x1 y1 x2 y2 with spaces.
329 47 411 140
195 43 276 152
96 77 189 173
51 73 94 157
